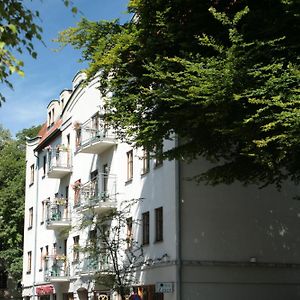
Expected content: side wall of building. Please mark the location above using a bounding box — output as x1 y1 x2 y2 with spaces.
180 158 300 300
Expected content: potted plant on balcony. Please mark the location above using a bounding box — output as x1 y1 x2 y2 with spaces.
73 121 81 130
55 254 67 261
71 181 81 190
55 197 66 205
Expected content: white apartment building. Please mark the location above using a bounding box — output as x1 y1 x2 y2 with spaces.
22 72 300 300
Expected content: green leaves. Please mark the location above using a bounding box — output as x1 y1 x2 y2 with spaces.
62 0 299 187
0 124 41 280
0 0 78 103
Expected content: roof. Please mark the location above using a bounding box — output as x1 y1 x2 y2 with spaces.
34 119 62 152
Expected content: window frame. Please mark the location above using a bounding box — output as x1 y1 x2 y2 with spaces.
39 247 43 271
27 251 32 274
126 217 133 249
29 164 34 185
141 148 150 175
42 155 47 177
127 150 133 181
44 245 49 271
154 144 163 168
28 207 33 229
142 212 150 245
155 207 163 242
73 235 80 262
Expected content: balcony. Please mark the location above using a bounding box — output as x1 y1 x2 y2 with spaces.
46 199 71 230
75 113 116 154
74 257 98 276
48 148 72 178
44 255 70 282
74 254 114 276
75 174 117 213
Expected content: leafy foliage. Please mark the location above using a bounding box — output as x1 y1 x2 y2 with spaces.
0 125 41 280
78 200 144 300
59 0 300 187
0 0 77 103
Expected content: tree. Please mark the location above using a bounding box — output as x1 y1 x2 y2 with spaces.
59 0 299 187
76 199 144 300
0 0 77 103
0 125 41 280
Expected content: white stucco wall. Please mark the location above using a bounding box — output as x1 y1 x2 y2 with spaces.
180 158 300 299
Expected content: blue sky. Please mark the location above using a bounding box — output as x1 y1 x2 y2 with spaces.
0 0 130 136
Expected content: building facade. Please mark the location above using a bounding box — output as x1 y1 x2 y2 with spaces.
22 72 300 300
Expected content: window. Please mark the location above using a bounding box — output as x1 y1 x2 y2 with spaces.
73 235 80 262
127 150 133 181
40 201 45 224
154 144 163 167
52 108 55 124
66 134 70 147
44 246 49 270
48 111 51 127
91 113 100 137
142 212 150 245
53 243 57 256
27 251 32 273
155 207 163 242
103 164 108 197
73 179 81 206
64 239 67 256
39 247 43 271
89 230 97 251
30 164 34 185
28 207 33 229
0 270 8 289
141 149 150 175
126 217 133 249
64 186 68 200
42 156 46 177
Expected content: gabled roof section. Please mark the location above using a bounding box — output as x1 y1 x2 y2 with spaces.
47 99 59 109
34 119 62 152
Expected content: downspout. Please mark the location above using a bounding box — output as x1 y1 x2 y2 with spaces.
32 152 40 300
175 136 182 300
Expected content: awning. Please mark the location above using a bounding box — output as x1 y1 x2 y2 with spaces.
36 285 55 295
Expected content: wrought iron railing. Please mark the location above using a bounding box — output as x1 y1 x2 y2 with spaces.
75 113 115 150
48 149 72 170
74 174 117 209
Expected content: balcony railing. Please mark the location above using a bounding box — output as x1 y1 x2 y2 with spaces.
74 174 117 213
46 199 71 230
44 255 70 282
74 254 114 276
48 149 72 178
75 113 116 154
74 257 98 275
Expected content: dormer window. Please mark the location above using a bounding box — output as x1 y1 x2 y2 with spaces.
48 111 51 127
52 108 55 124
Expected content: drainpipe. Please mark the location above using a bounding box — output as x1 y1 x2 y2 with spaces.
32 152 40 300
175 136 182 300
